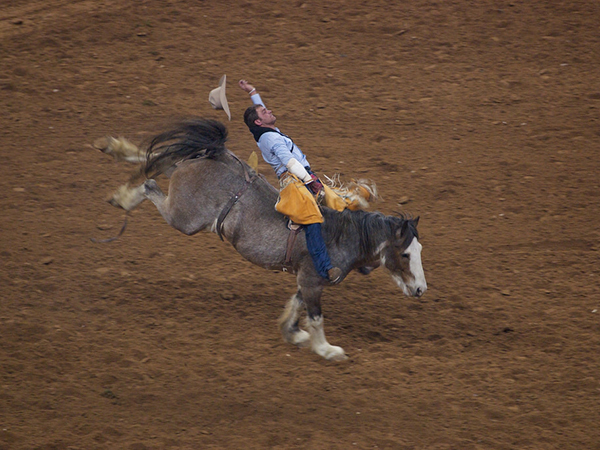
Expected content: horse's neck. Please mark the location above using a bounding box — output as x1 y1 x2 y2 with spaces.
360 235 387 266
326 211 389 268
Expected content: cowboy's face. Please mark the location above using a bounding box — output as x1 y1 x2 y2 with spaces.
255 106 276 127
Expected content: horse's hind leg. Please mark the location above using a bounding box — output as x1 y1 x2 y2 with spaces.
278 290 310 348
143 179 173 223
143 179 204 235
108 183 147 211
300 282 347 361
94 136 145 164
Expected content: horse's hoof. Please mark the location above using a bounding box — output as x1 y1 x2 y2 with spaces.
327 349 348 362
92 136 110 152
144 179 159 194
289 330 310 348
107 196 125 210
318 345 347 361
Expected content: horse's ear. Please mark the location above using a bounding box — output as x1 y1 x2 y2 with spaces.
397 219 409 238
413 216 420 226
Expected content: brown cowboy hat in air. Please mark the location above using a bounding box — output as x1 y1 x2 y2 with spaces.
208 74 231 121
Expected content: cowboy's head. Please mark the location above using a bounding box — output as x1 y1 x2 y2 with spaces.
244 104 276 129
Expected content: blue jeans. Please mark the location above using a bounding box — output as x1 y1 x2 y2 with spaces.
304 222 333 279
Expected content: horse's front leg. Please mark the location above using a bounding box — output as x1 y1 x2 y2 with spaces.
278 290 310 348
301 283 347 361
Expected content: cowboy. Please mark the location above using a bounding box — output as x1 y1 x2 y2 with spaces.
239 79 342 284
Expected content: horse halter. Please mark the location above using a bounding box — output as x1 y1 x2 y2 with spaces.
215 152 259 241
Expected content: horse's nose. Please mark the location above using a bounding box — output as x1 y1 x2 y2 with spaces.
415 287 424 298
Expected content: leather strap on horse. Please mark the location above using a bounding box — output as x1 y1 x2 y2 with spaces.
216 176 257 240
284 223 302 267
90 212 130 243
216 152 258 241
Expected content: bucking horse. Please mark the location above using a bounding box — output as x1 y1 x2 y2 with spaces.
94 118 427 361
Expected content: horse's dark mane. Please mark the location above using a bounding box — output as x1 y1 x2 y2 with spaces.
144 118 228 177
322 208 418 255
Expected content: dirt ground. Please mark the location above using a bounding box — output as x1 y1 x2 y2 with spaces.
1 1 600 449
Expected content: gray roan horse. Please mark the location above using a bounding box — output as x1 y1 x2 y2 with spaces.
96 118 427 361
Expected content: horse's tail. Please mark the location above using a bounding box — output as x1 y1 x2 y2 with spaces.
93 118 229 215
144 118 228 178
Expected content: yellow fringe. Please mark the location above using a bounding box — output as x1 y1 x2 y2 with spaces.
322 174 379 211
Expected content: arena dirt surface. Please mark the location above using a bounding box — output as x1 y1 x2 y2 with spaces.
2 1 600 449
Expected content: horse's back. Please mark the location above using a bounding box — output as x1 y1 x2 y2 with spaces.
161 157 239 232
167 155 287 246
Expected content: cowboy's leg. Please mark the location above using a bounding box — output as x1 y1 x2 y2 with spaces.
304 223 333 279
305 224 342 283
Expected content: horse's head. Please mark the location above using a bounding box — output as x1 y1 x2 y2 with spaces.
381 216 427 298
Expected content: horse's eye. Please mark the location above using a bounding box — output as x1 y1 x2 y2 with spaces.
401 253 409 259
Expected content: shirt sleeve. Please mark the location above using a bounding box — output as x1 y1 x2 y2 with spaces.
250 93 264 107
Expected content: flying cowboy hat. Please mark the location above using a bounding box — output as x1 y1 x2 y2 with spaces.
208 74 231 121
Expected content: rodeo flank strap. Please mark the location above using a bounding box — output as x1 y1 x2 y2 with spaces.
216 151 257 241
216 176 257 241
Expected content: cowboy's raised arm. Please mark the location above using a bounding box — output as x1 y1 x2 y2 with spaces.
239 79 265 107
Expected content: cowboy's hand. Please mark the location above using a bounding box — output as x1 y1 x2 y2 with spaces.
239 80 255 94
306 174 324 195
